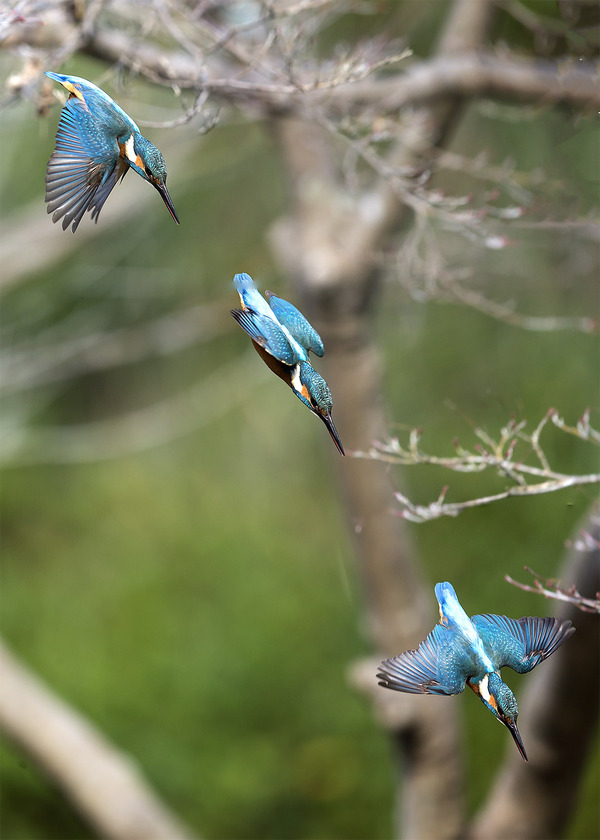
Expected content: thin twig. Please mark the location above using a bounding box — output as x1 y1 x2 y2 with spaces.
353 410 600 522
506 565 600 614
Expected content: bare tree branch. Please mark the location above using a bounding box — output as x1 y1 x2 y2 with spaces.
79 30 600 112
4 3 598 112
0 638 197 840
499 0 600 55
356 52 600 112
506 560 600 614
393 475 599 523
354 410 600 522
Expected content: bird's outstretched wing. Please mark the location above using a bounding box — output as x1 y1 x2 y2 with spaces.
89 164 128 222
46 99 122 232
471 614 574 674
265 292 324 357
377 624 470 695
230 308 297 366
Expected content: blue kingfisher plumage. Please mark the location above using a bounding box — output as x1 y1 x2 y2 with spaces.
45 71 179 232
230 272 344 455
377 581 574 760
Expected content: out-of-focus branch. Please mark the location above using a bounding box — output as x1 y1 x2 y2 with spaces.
83 32 600 111
469 506 600 840
4 4 599 111
2 300 229 393
350 52 600 112
0 638 197 840
1 353 264 465
355 411 600 522
424 268 598 333
0 197 142 294
499 0 600 55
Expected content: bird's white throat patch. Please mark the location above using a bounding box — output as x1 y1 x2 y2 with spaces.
479 674 491 703
291 365 302 393
290 365 311 403
124 135 137 164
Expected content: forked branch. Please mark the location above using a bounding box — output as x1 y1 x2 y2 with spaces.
354 409 600 522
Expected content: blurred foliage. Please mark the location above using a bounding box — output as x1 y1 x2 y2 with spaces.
1 2 599 839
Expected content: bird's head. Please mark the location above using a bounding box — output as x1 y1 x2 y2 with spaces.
129 135 180 224
292 363 344 455
472 672 527 760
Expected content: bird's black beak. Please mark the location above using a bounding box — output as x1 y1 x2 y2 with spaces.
155 181 180 224
319 412 345 455
505 718 528 761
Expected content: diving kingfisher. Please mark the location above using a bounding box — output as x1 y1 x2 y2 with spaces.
377 581 574 760
45 72 179 232
230 272 344 455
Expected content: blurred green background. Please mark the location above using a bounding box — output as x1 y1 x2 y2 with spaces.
1 2 599 838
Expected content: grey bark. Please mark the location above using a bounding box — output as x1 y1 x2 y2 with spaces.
0 639 197 840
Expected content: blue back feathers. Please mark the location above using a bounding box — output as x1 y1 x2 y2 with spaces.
233 273 274 320
265 291 324 357
231 273 316 366
46 72 138 136
435 581 461 623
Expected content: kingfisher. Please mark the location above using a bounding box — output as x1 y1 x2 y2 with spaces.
377 581 574 760
230 272 344 455
45 71 179 232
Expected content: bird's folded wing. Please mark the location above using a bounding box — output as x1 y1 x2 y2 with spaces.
46 100 120 231
230 308 297 366
377 625 468 695
471 614 574 674
265 293 325 357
